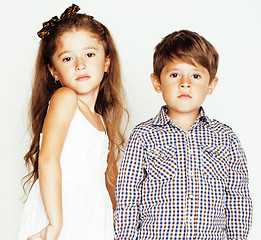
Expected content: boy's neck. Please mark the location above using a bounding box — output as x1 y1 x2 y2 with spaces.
167 108 200 132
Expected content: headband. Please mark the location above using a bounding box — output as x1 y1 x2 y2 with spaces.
37 4 80 39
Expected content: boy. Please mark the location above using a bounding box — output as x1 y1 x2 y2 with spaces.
114 30 252 239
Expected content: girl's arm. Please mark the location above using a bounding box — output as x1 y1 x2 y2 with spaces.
35 87 77 239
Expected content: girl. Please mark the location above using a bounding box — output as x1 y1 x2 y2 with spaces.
19 4 128 240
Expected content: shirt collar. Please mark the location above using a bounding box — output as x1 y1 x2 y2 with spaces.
197 107 211 125
152 105 170 126
152 105 211 127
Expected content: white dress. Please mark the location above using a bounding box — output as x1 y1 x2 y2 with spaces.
19 107 114 240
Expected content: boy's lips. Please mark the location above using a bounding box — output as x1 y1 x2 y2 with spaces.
76 75 90 81
178 94 192 99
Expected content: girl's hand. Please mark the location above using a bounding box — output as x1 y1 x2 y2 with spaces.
27 224 61 240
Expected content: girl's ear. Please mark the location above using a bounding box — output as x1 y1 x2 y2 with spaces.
150 73 162 93
48 64 59 81
208 77 218 95
104 56 110 73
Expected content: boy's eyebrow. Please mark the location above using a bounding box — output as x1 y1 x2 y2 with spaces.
192 67 203 71
165 67 183 72
166 66 205 72
58 46 99 57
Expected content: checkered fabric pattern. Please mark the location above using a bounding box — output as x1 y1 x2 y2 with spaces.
114 106 252 240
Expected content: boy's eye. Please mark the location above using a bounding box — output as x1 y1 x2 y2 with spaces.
63 57 72 62
193 74 201 79
170 73 179 78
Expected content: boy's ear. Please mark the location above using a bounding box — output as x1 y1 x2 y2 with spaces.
48 64 59 81
150 73 162 93
104 56 110 72
208 77 218 95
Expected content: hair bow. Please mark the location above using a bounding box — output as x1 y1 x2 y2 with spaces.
37 4 80 39
60 4 80 19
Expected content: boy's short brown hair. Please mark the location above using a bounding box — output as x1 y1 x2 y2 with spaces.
153 30 219 82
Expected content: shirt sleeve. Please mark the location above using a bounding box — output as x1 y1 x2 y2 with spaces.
226 134 252 239
114 129 146 239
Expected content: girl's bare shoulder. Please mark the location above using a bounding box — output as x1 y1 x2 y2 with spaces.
41 88 78 158
46 87 78 124
52 87 77 104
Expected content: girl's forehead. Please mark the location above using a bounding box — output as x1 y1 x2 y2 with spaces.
56 30 103 50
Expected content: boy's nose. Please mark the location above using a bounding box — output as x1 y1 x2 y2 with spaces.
179 82 191 89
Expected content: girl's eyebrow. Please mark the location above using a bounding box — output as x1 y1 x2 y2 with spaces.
84 46 99 50
58 50 71 57
58 46 99 57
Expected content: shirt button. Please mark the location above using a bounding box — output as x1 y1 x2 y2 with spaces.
160 152 165 158
215 151 219 156
188 194 193 199
186 217 193 224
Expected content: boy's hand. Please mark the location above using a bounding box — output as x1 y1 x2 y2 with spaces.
27 224 61 240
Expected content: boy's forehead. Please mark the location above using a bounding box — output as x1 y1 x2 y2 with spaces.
163 59 207 73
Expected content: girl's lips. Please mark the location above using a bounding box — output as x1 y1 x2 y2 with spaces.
76 75 90 81
178 94 192 99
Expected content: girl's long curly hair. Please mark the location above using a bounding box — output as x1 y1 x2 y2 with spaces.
23 13 128 209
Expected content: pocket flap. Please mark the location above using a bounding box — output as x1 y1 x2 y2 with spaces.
146 144 177 180
200 144 229 179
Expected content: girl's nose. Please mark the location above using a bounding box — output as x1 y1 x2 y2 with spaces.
75 58 86 71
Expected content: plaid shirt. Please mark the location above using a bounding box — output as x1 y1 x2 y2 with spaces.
114 106 252 240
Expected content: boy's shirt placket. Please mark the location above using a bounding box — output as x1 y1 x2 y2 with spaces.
166 110 213 239
174 115 230 239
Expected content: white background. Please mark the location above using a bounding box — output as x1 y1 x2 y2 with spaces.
0 0 260 239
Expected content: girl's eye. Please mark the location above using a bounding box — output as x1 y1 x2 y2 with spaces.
63 57 72 62
170 73 179 78
86 53 95 57
193 74 201 79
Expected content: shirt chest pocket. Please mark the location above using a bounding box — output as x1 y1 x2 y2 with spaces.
146 145 177 180
201 144 229 180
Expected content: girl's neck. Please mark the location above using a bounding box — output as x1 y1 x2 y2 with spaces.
77 94 97 114
77 95 105 132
